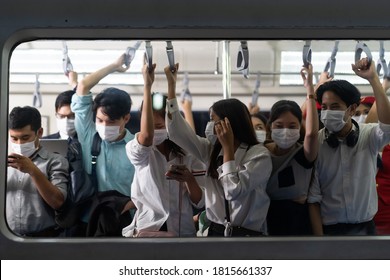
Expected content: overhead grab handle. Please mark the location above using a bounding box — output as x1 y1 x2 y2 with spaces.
302 40 312 67
355 41 373 65
166 41 175 72
62 41 73 76
125 40 142 67
33 74 42 108
237 41 249 79
144 41 153 72
251 72 261 106
180 72 192 103
215 41 220 75
376 41 390 80
324 40 339 78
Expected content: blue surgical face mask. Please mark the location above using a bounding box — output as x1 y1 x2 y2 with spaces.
320 109 348 133
204 121 217 145
271 128 300 149
352 114 367 124
255 130 266 143
57 117 76 139
153 129 168 146
96 123 121 142
11 138 38 157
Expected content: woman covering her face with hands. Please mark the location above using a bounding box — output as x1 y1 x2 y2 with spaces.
166 63 272 237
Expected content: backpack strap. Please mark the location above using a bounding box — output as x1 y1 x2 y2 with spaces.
91 132 102 188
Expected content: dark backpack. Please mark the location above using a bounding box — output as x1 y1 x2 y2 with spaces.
55 133 101 229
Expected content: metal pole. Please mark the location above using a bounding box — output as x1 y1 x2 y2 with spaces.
222 40 231 99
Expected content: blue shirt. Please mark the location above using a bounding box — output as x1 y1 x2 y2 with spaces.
71 93 135 196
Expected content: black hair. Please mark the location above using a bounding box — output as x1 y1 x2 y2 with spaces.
208 98 258 179
251 112 268 127
265 100 304 143
55 90 75 112
317 80 361 107
9 106 41 132
140 92 185 157
93 87 132 120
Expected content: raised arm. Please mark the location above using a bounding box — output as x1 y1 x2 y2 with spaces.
68 70 78 89
165 63 179 101
301 71 332 120
76 53 129 96
181 99 196 132
366 78 390 124
137 61 156 146
353 58 390 125
301 63 319 163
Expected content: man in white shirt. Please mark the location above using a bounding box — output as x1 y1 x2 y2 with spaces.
308 58 390 235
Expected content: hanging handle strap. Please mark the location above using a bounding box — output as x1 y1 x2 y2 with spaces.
251 72 261 106
180 72 192 103
377 41 390 79
237 41 249 78
166 41 176 72
324 40 339 78
32 74 42 108
124 40 142 67
62 41 73 75
302 40 312 68
144 41 153 72
355 41 373 65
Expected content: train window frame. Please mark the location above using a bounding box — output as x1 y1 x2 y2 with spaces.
2 0 390 260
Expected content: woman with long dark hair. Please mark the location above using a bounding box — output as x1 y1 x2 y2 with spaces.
166 63 271 237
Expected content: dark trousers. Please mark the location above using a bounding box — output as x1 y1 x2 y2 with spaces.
208 222 264 237
267 200 312 236
323 220 376 236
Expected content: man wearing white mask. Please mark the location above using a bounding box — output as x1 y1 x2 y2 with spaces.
308 58 390 235
264 63 318 235
7 106 68 236
70 54 136 236
45 90 77 140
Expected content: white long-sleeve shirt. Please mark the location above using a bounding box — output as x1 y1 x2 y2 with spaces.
166 98 271 233
122 134 205 237
308 122 390 225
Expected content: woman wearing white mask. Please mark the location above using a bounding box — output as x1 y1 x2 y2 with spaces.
264 63 318 235
166 64 271 237
123 62 205 237
352 96 375 124
251 112 268 143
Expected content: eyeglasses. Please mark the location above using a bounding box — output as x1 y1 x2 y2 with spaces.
55 113 75 120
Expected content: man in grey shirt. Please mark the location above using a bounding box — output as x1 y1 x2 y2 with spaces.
7 106 69 237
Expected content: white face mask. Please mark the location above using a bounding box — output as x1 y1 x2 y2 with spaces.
56 117 76 139
320 109 348 133
255 130 266 143
153 129 168 146
271 128 300 150
204 121 217 145
352 114 367 124
11 139 38 158
96 123 121 142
